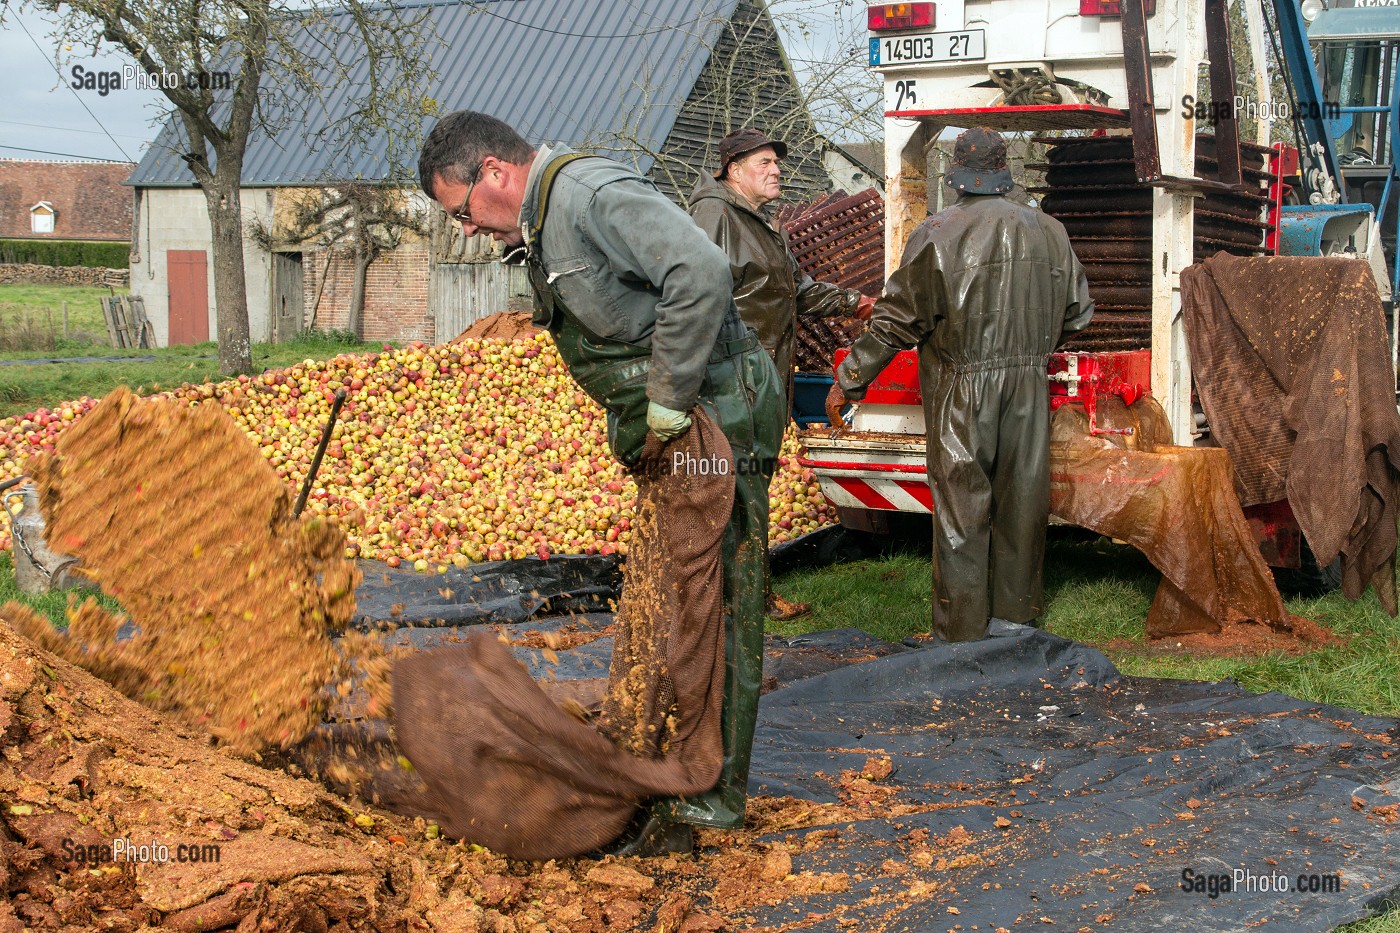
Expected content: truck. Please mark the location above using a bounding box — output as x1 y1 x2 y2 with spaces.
799 0 1399 587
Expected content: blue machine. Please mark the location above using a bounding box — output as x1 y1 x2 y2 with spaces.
1273 1 1399 299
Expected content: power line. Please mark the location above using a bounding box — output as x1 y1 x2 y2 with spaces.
13 12 137 162
0 144 131 162
0 118 150 141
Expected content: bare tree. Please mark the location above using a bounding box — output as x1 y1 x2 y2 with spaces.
7 0 436 373
250 185 429 338
771 0 883 144
585 0 882 207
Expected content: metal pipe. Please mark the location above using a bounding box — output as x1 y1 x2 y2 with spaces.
293 388 347 518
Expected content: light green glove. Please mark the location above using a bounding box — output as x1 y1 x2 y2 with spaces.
646 401 693 442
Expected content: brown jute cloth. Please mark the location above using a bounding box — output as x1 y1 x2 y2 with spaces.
1049 395 1291 638
1181 254 1400 614
390 410 735 859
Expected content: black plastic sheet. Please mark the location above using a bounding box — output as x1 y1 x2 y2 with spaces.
346 558 1400 930
352 555 621 628
742 626 1399 931
352 526 896 628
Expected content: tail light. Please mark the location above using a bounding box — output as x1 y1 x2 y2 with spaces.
1079 0 1156 14
868 3 935 30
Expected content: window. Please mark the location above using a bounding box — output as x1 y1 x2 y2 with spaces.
30 203 55 234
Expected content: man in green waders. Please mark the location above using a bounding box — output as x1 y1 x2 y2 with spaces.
418 111 784 856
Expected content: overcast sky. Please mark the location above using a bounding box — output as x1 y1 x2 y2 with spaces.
0 2 865 167
0 7 168 165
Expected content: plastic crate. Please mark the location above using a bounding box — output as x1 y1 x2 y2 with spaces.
792 372 836 426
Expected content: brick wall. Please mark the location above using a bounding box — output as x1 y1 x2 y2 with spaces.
302 244 434 343
0 161 135 241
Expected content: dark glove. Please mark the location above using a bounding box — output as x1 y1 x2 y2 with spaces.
835 354 867 401
838 329 902 401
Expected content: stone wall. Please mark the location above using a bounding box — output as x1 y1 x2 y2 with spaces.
0 263 129 288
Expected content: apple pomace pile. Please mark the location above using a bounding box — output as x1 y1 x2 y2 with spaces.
0 330 837 569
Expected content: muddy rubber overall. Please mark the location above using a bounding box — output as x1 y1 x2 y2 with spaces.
529 152 783 831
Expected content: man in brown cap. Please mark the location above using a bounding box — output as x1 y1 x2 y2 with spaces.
690 127 875 620
830 127 1094 642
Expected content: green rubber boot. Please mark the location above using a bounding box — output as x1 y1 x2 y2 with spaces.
657 342 780 829
656 461 769 828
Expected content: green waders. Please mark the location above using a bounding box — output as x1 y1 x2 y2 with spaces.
545 307 782 829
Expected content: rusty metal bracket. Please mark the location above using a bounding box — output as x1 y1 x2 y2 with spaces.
1119 0 1160 183
1120 0 1244 193
1203 0 1243 188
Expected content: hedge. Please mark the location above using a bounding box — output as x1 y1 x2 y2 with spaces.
0 239 130 269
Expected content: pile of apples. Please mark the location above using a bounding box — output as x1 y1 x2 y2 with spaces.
0 333 837 569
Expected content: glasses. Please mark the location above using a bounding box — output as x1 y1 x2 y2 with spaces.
448 163 483 226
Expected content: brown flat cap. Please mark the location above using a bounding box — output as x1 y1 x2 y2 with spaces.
715 128 788 179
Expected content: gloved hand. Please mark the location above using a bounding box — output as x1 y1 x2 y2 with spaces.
646 401 693 442
834 354 867 402
854 294 877 321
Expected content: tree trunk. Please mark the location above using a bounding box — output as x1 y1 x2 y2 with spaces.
203 161 254 375
348 246 375 340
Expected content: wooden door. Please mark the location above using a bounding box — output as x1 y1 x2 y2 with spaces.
271 251 304 343
167 250 210 345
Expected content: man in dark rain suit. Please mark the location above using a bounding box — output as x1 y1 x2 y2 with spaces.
831 127 1094 641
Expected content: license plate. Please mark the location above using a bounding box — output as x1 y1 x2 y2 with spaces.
869 30 986 68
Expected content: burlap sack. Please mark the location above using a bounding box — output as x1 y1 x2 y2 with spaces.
391 410 735 858
1181 254 1400 614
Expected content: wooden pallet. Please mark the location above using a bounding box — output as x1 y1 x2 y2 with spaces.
101 296 155 348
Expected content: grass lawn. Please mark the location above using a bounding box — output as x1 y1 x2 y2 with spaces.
0 331 380 419
772 527 1400 719
0 283 121 347
0 283 382 418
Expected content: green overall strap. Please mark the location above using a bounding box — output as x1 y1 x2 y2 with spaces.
527 153 654 465
528 151 596 258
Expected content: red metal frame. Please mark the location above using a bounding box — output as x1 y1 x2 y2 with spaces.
1265 144 1299 255
1047 349 1151 435
832 347 922 406
884 105 1132 131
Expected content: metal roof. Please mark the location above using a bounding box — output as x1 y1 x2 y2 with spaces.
128 0 740 187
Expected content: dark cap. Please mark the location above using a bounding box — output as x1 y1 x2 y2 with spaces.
715 128 788 179
946 126 1014 195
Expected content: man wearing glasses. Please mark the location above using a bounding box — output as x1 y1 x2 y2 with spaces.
416 111 784 856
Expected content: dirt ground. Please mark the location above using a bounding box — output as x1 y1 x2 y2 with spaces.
454 312 542 343
2 613 1047 932
1116 610 1343 658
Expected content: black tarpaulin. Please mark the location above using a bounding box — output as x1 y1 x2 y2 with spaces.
339 547 1399 930
740 626 1399 931
473 617 1400 930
